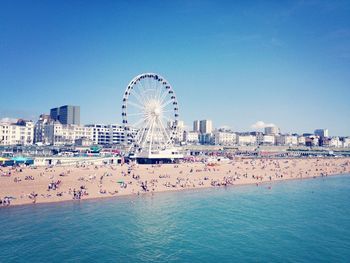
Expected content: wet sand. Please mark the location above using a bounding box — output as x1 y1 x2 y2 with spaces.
1 157 350 207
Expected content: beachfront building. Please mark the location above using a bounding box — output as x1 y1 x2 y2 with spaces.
250 132 264 145
34 114 52 144
298 136 306 146
85 124 137 145
262 135 275 145
264 126 280 135
236 134 256 146
213 130 236 145
50 105 80 125
184 131 199 144
341 137 350 148
42 122 93 146
314 129 329 138
305 136 319 147
0 119 34 146
330 137 342 148
275 135 298 146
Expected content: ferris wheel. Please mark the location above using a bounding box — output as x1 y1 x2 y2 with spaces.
122 73 179 156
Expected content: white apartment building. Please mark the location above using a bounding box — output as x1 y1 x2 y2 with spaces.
85 124 137 145
342 137 350 148
297 136 306 146
184 131 199 144
330 137 342 148
213 131 236 145
0 120 34 146
42 122 93 145
262 135 275 145
236 135 256 145
275 135 298 146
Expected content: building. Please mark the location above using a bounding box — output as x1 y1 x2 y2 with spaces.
330 137 341 148
199 133 213 144
297 136 306 145
50 105 80 125
42 122 93 145
262 135 275 145
85 124 137 145
305 136 319 147
34 114 52 144
250 132 264 145
314 129 329 138
0 119 34 146
236 134 256 145
167 120 185 143
341 137 350 148
184 131 199 144
199 120 213 134
213 130 236 145
275 135 298 146
193 120 200 132
264 126 280 135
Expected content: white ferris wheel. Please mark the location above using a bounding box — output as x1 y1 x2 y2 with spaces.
122 73 181 158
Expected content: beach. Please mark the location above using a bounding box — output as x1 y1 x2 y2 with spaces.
1 157 350 207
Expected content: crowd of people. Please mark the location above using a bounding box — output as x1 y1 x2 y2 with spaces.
1 157 350 207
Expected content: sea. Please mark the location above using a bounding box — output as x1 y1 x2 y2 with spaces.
1 174 350 263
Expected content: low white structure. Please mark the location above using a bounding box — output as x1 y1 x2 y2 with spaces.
262 135 275 145
184 131 199 144
342 137 350 148
85 124 135 145
213 131 236 145
276 135 298 146
42 122 93 145
298 136 306 146
236 135 256 145
330 137 342 148
0 119 34 145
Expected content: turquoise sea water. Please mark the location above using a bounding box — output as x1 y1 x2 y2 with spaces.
1 175 350 262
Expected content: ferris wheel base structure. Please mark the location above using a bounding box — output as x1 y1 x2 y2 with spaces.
128 148 183 164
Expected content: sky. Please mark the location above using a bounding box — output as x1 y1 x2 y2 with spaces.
1 0 350 136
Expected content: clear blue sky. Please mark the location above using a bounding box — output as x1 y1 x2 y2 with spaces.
1 0 350 136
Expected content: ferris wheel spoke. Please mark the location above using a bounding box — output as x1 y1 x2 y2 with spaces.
155 80 164 101
136 127 147 146
127 101 144 110
159 90 169 104
160 99 174 109
141 118 155 150
129 117 147 129
157 117 172 145
148 118 157 154
127 112 145 117
137 81 151 104
132 91 147 106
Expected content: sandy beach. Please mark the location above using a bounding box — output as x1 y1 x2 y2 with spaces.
1 157 350 207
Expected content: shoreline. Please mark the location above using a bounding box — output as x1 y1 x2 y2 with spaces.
1 157 350 208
